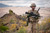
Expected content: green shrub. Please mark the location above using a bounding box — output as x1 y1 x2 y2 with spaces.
17 27 27 33
9 9 13 14
10 19 14 24
0 26 9 33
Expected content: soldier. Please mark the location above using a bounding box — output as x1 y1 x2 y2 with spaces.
25 3 40 33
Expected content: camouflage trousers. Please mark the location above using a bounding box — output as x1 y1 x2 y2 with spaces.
27 22 37 33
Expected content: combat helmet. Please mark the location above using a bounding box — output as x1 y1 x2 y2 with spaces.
30 3 36 7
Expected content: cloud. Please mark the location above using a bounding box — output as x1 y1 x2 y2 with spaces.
0 0 36 1
0 0 50 7
0 0 14 1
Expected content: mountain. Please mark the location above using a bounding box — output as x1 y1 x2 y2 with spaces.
0 3 12 7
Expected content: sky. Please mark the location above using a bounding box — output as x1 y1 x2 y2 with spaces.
0 0 50 7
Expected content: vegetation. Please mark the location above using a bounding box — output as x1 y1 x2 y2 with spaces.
36 17 50 33
10 19 15 24
0 25 9 33
17 26 27 33
9 9 13 14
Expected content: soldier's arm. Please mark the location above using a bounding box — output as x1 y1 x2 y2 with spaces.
25 10 31 26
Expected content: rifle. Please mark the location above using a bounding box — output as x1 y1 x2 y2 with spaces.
26 12 40 18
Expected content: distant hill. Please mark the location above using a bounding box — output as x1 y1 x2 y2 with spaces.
0 3 12 7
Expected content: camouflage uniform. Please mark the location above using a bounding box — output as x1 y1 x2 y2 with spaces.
27 10 40 33
26 3 40 33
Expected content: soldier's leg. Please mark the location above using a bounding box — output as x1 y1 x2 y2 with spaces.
33 23 37 33
27 23 32 33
